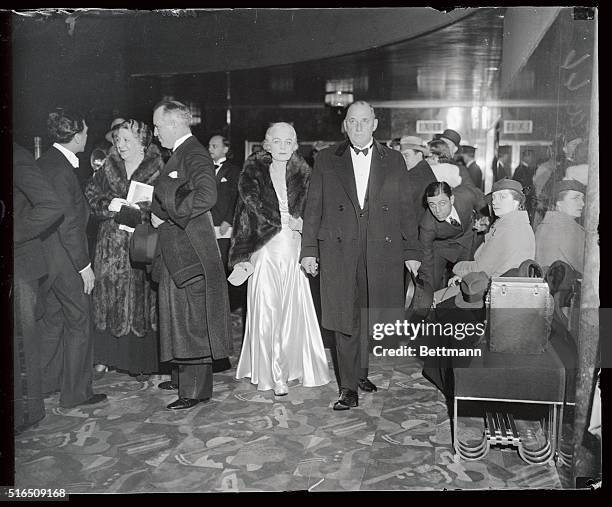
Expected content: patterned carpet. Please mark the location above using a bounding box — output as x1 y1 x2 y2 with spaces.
14 313 571 493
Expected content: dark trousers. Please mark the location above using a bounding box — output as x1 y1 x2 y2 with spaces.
171 362 213 400
39 258 93 408
335 212 370 392
14 276 45 431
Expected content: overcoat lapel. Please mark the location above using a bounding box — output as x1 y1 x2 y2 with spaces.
333 142 360 210
368 140 388 204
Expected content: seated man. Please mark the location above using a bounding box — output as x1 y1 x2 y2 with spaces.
535 179 586 274
418 181 480 290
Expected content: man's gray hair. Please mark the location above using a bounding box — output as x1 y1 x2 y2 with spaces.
346 100 376 119
154 99 192 127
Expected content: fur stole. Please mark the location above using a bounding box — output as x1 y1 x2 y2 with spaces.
229 150 311 267
101 144 162 198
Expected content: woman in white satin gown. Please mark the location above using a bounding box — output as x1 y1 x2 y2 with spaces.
229 123 330 396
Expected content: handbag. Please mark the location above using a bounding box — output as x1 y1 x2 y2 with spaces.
486 260 553 354
129 223 159 265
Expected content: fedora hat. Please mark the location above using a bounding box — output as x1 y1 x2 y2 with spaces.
405 270 433 321
400 135 429 155
130 223 159 265
455 271 489 309
439 129 461 148
105 117 126 143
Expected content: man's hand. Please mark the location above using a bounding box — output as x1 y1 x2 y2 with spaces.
288 216 303 232
448 275 462 287
151 212 165 229
405 260 421 276
80 265 95 295
300 256 319 276
219 221 232 236
108 197 129 212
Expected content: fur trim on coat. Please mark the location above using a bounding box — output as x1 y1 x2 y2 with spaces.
229 150 311 267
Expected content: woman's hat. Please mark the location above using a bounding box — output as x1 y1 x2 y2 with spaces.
485 178 523 202
105 117 126 143
556 178 586 196
400 135 429 155
455 271 489 308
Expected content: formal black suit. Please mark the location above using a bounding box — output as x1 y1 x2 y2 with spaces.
210 159 241 272
37 145 95 408
13 144 64 431
418 186 478 290
301 139 423 392
406 159 437 226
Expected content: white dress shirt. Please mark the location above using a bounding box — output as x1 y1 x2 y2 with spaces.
445 206 461 227
349 140 373 209
173 133 192 152
53 142 79 168
214 156 226 175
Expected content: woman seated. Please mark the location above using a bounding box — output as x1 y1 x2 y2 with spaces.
84 119 163 379
418 181 481 290
451 178 535 282
229 122 330 396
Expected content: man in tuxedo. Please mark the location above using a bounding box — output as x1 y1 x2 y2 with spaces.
13 143 64 431
301 101 423 410
208 134 243 370
37 109 106 408
418 182 479 291
151 100 232 410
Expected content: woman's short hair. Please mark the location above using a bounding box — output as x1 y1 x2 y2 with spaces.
424 181 453 199
47 108 86 144
115 119 153 148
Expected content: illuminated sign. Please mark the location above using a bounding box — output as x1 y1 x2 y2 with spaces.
503 120 533 134
416 120 444 134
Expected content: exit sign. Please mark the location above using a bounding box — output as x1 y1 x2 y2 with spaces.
503 120 533 134
416 120 444 134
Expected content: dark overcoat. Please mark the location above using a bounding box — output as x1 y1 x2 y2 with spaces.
300 139 423 335
151 135 232 361
84 145 162 337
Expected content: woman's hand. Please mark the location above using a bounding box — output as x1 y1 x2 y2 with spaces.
448 275 462 287
300 257 318 276
288 216 303 232
108 197 129 212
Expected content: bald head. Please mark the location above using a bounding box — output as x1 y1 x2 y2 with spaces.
344 100 378 148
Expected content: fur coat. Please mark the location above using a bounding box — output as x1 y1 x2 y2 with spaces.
229 150 311 267
84 144 163 337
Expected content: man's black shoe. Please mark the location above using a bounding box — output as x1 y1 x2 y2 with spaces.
333 388 358 410
166 397 209 410
158 381 178 390
212 357 232 373
358 377 378 392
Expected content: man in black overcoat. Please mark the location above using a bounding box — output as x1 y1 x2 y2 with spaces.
301 101 424 410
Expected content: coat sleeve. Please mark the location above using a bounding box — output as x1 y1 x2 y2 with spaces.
417 215 436 286
160 150 217 230
400 167 424 262
300 155 324 260
53 168 91 272
13 156 63 244
223 166 241 225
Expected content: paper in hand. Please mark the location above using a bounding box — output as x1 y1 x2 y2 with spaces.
126 180 154 205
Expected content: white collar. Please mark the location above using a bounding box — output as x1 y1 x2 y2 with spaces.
446 205 461 224
215 157 226 165
351 139 373 151
173 133 192 152
53 143 79 168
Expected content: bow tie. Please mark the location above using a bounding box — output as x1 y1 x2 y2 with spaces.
351 145 369 156
214 163 221 169
448 217 460 227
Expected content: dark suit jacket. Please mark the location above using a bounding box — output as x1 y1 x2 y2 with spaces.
13 144 64 281
301 138 422 335
37 146 91 274
210 160 241 226
418 186 478 287
406 158 437 225
467 161 483 190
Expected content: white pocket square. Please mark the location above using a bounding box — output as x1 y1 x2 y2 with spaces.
168 171 178 179
220 177 228 182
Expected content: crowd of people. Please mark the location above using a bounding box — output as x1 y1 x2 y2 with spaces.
13 98 589 432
